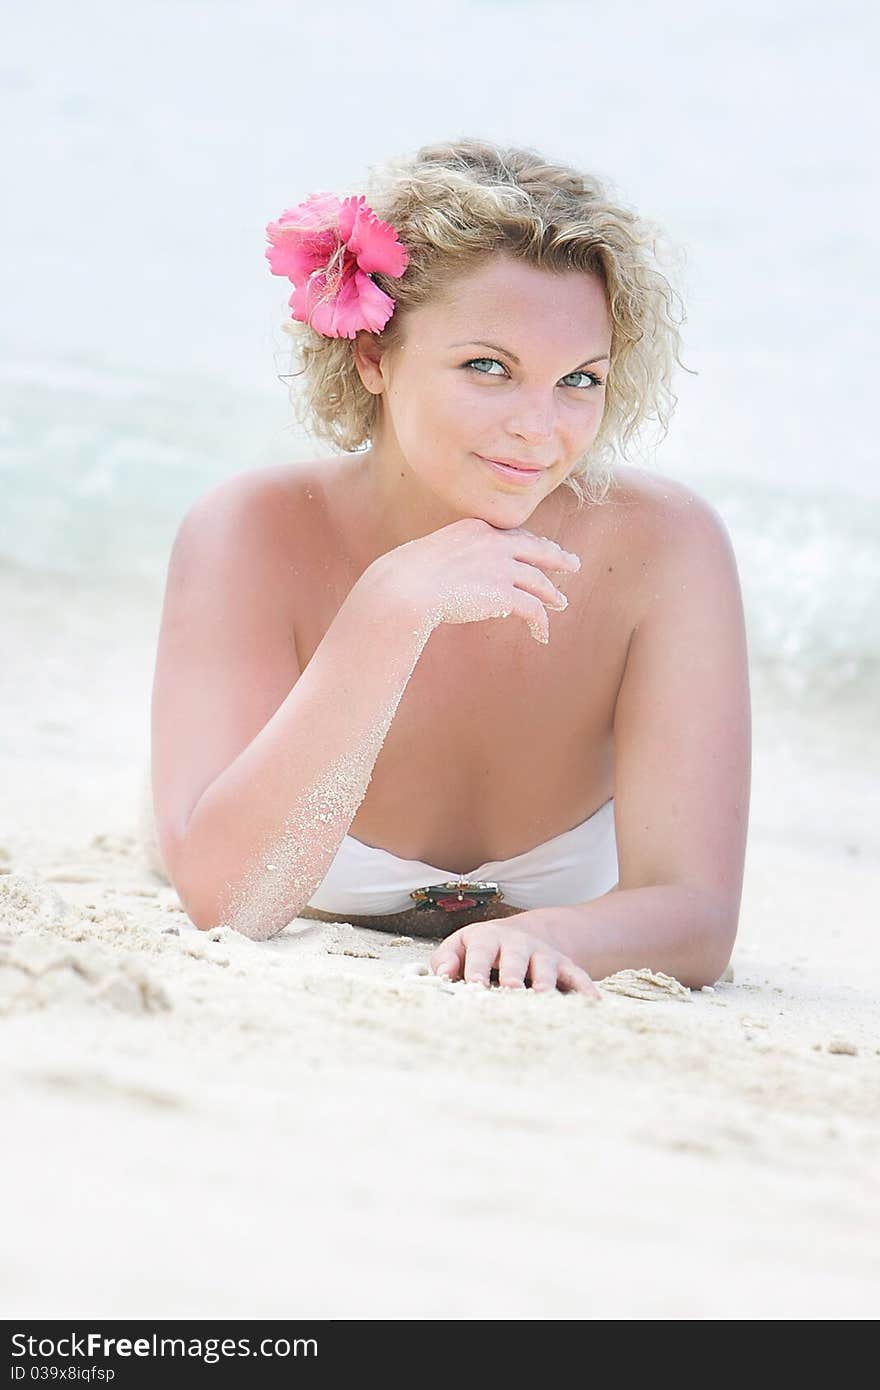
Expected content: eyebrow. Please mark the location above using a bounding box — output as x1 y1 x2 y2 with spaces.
448 340 610 369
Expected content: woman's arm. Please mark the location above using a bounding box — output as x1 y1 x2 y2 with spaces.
181 573 431 938
152 481 433 939
430 485 751 993
530 483 750 989
530 885 733 989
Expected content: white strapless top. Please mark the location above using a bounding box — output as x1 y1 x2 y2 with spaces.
306 797 618 915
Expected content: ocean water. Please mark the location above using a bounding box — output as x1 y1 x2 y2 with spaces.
2 0 877 715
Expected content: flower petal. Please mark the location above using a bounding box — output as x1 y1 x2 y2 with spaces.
286 278 317 325
332 268 398 336
265 191 343 282
339 195 409 277
289 266 396 338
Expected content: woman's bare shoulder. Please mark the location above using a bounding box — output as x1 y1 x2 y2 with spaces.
577 466 730 621
600 465 728 552
195 458 329 503
607 465 739 629
179 459 333 544
604 464 716 515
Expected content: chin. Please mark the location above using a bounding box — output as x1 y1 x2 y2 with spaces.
475 500 544 528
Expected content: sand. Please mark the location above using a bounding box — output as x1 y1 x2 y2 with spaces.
1 559 878 1320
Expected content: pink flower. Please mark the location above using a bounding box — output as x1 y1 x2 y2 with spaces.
265 191 409 339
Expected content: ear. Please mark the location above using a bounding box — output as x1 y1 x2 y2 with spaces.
352 330 388 395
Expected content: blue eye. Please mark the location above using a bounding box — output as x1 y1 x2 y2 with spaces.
465 357 506 376
463 358 604 390
562 370 604 389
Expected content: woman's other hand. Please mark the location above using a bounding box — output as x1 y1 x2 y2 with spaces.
429 920 602 998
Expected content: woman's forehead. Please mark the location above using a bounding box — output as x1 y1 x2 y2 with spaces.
410 262 610 351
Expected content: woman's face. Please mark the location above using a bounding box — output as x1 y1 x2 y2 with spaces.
355 254 612 528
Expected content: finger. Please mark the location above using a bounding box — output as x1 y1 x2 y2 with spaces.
519 594 550 645
505 528 581 572
510 561 569 611
556 960 602 999
527 952 560 993
497 941 532 990
431 939 464 979
463 938 500 987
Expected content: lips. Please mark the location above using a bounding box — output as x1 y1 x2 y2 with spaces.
480 455 545 472
477 455 546 486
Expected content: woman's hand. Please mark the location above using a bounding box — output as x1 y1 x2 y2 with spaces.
362 516 581 646
429 919 602 999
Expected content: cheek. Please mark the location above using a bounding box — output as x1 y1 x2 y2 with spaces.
406 395 483 461
446 387 504 439
433 383 483 430
563 398 604 443
400 380 464 431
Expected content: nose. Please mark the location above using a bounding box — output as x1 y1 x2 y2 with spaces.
504 389 557 444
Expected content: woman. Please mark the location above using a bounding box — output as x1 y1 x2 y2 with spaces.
147 138 751 997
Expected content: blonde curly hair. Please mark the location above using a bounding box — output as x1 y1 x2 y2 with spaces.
275 137 691 507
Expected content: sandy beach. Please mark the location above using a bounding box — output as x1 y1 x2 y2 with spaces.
3 0 879 1323
1 559 878 1320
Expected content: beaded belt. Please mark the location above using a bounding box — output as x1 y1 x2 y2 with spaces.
410 878 505 914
